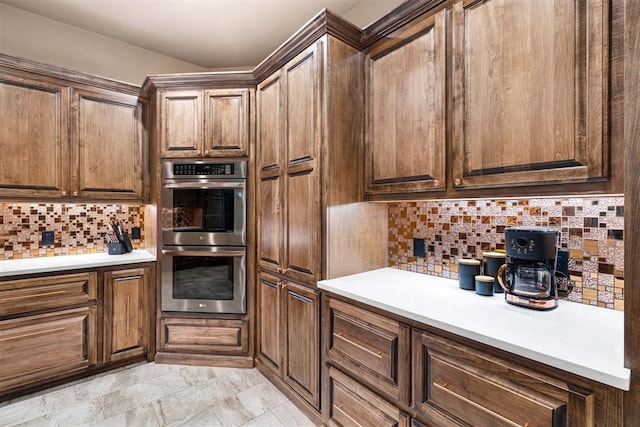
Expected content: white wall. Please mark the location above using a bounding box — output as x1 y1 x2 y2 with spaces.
0 3 207 85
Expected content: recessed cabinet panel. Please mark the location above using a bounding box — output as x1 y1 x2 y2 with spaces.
257 273 283 374
0 76 69 197
204 88 250 157
257 175 284 272
0 307 97 392
366 11 446 194
160 317 248 354
286 167 319 283
73 90 143 199
284 282 320 409
160 90 202 156
257 74 283 172
285 44 320 166
451 0 608 188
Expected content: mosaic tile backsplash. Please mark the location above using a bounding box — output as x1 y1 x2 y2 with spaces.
0 203 145 259
389 197 625 310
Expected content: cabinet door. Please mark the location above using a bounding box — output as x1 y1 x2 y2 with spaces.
365 10 446 195
283 42 321 283
0 307 97 393
204 88 250 157
257 73 285 273
159 317 248 354
103 268 149 362
326 367 410 427
451 0 609 189
72 89 144 199
256 272 284 375
0 75 69 198
412 329 596 426
284 281 320 409
159 90 202 157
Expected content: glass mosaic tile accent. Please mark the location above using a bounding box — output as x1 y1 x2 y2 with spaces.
388 196 624 310
0 203 145 260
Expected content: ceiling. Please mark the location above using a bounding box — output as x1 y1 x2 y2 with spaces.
0 0 404 69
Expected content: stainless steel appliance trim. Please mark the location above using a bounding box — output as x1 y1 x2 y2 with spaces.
162 180 245 189
162 160 247 180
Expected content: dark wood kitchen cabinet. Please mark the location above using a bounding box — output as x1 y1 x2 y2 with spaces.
103 267 150 363
365 9 446 196
0 54 147 201
450 0 609 189
256 271 321 409
158 88 251 158
0 272 98 395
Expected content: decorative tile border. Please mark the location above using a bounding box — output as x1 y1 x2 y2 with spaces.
0 203 145 259
388 196 624 310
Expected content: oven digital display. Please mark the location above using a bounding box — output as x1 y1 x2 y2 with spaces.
173 163 234 176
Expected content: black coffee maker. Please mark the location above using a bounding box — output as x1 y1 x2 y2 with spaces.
497 226 560 310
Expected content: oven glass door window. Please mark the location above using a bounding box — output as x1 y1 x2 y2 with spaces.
172 255 234 300
172 189 235 233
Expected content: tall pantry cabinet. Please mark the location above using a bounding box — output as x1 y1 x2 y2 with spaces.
254 14 388 419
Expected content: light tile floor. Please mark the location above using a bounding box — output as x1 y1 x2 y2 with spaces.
0 363 317 427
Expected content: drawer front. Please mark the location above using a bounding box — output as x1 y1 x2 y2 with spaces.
327 367 409 427
160 317 248 354
413 330 569 427
0 273 97 317
0 307 98 392
327 297 410 403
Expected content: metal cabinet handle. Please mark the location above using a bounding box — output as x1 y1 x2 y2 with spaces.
288 290 312 303
263 280 279 289
333 332 383 359
114 275 142 282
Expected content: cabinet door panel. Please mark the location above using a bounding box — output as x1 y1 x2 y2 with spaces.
257 73 283 172
204 88 250 157
0 76 69 197
104 268 148 362
160 90 202 157
366 11 446 194
160 317 248 354
451 0 608 188
284 282 319 409
257 174 284 272
285 43 320 166
73 90 143 199
286 167 319 283
0 307 97 392
257 272 283 374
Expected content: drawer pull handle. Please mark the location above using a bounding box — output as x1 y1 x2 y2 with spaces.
289 291 312 303
334 404 363 427
334 332 383 359
115 276 142 282
1 290 67 302
0 326 66 342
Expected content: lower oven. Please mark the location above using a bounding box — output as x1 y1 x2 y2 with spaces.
161 246 246 314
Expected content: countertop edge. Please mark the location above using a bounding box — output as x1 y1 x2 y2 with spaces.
318 269 631 391
0 250 157 277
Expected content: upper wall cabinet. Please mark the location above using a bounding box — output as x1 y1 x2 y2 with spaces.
0 75 70 198
72 89 144 200
0 60 146 201
365 10 447 195
451 0 609 189
159 88 252 158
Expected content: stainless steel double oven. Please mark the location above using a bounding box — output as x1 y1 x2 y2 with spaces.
161 160 247 314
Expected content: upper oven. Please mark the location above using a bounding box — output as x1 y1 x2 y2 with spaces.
161 160 247 246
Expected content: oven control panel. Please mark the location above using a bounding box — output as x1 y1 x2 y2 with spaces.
173 163 234 176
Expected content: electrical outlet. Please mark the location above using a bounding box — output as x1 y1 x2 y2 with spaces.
413 238 426 258
42 230 55 246
131 226 141 240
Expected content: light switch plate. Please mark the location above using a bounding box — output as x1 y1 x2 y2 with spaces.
42 230 55 246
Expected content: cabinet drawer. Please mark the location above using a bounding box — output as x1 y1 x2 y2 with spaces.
413 330 580 427
160 317 248 354
326 367 409 427
0 307 98 392
0 273 97 317
327 297 410 403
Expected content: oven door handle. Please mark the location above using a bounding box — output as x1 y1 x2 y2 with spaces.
162 248 246 257
163 181 245 189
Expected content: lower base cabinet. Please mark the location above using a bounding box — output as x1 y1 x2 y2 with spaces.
257 271 321 410
327 367 410 427
322 294 623 427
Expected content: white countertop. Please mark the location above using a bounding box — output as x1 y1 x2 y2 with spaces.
0 250 156 277
318 267 630 391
